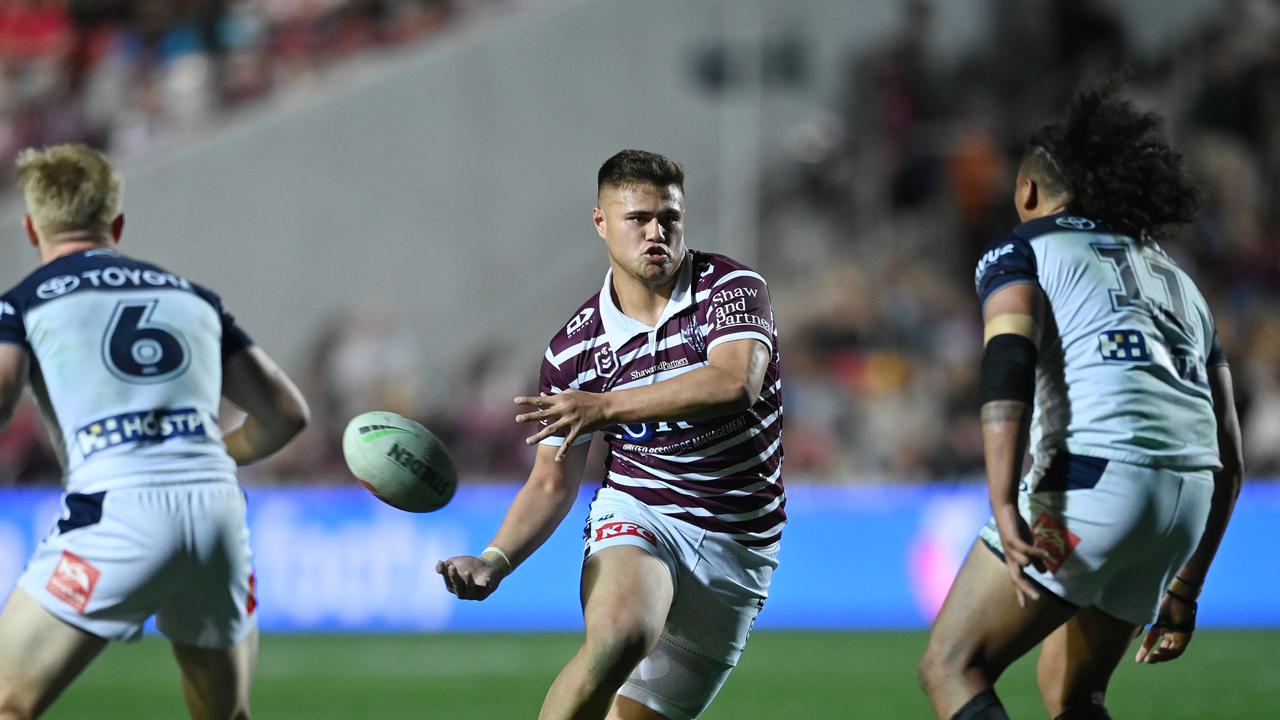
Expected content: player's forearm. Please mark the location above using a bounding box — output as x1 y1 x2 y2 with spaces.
487 469 580 571
223 412 307 465
981 400 1031 510
605 364 757 424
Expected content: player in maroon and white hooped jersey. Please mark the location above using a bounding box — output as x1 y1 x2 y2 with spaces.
437 150 784 720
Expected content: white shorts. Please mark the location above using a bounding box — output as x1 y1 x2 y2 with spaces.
979 452 1212 626
16 482 256 648
582 487 779 720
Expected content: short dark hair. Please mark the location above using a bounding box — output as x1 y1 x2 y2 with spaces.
1027 75 1200 239
597 150 684 195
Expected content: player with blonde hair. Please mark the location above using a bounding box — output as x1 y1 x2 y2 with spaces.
0 144 310 719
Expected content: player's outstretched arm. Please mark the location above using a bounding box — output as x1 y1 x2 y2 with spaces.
220 346 310 465
515 339 769 459
437 441 590 600
979 282 1052 607
1137 363 1244 664
0 344 29 432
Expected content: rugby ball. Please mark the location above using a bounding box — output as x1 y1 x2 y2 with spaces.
341 411 457 512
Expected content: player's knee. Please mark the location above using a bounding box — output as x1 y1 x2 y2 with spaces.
584 619 660 674
918 641 962 693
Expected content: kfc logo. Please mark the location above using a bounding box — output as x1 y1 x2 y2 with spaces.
1031 513 1080 574
594 521 657 546
593 347 619 378
46 551 101 613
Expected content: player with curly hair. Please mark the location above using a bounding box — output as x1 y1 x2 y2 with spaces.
918 79 1244 720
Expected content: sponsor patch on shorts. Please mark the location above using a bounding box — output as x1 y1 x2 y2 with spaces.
594 521 658 546
46 551 101 613
1031 513 1080 574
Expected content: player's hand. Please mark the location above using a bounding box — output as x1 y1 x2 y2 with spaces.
436 555 506 601
992 504 1052 608
1136 590 1196 664
514 390 611 460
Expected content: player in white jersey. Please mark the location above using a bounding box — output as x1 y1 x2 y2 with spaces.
919 82 1243 720
437 150 784 720
0 145 309 719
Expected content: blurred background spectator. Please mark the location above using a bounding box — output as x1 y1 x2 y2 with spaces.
1 0 1277 485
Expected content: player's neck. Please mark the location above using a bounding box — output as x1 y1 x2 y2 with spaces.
609 271 676 328
39 234 114 265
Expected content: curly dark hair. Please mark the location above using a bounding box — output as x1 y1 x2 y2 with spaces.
1028 76 1200 239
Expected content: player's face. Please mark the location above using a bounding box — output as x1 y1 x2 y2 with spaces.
594 183 686 289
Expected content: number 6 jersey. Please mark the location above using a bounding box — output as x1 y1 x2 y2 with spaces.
0 248 250 492
974 213 1226 472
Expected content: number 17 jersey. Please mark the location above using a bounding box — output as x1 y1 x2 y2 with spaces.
974 213 1226 472
0 249 250 492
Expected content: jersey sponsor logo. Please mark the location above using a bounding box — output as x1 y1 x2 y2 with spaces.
1030 512 1080 574
76 407 208 458
593 346 619 378
1055 216 1096 230
566 308 595 337
700 263 715 278
46 551 101 614
1098 329 1151 362
974 243 1015 288
593 521 657 546
623 416 746 455
0 300 14 318
36 275 81 299
629 356 689 381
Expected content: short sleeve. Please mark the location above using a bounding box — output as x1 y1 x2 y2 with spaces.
974 234 1038 306
1207 332 1228 368
537 347 592 448
703 271 775 354
193 284 253 359
0 295 28 351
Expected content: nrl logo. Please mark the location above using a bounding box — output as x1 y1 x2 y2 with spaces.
593 346 619 378
1055 216 1096 231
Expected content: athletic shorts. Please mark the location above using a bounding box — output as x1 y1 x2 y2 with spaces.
16 481 256 648
582 487 779 720
979 452 1213 626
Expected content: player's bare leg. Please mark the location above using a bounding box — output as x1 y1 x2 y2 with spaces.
541 546 674 720
1035 606 1135 719
0 588 108 719
919 543 1077 719
171 625 258 720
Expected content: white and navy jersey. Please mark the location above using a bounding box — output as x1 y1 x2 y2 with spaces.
975 213 1225 471
540 250 785 546
0 249 251 492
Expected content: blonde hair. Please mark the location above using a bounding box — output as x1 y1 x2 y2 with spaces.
15 144 124 236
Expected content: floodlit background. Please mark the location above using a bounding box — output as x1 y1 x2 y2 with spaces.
0 0 1277 717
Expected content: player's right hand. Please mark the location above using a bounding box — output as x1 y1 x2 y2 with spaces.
992 505 1052 608
1136 590 1196 664
436 555 506 601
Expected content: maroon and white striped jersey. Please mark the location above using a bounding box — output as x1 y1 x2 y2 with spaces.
539 250 785 546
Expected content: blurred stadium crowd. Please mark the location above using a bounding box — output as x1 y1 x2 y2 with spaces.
2 0 1278 485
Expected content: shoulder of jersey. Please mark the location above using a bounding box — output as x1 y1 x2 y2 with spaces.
691 250 760 291
548 294 604 359
1013 213 1108 242
3 249 208 309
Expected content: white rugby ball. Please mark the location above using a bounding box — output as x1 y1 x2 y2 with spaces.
341 411 457 512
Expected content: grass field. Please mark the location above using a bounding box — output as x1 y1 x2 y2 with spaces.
47 630 1278 718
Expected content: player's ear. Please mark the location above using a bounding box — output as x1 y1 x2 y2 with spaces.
1020 177 1039 214
110 214 125 243
23 215 38 247
592 206 607 240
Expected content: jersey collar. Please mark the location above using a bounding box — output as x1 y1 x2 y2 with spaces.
598 252 695 353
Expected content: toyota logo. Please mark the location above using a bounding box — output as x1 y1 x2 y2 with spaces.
37 275 81 299
1055 216 1096 231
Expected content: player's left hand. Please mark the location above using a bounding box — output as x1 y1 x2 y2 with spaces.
1136 590 1196 664
514 391 611 460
